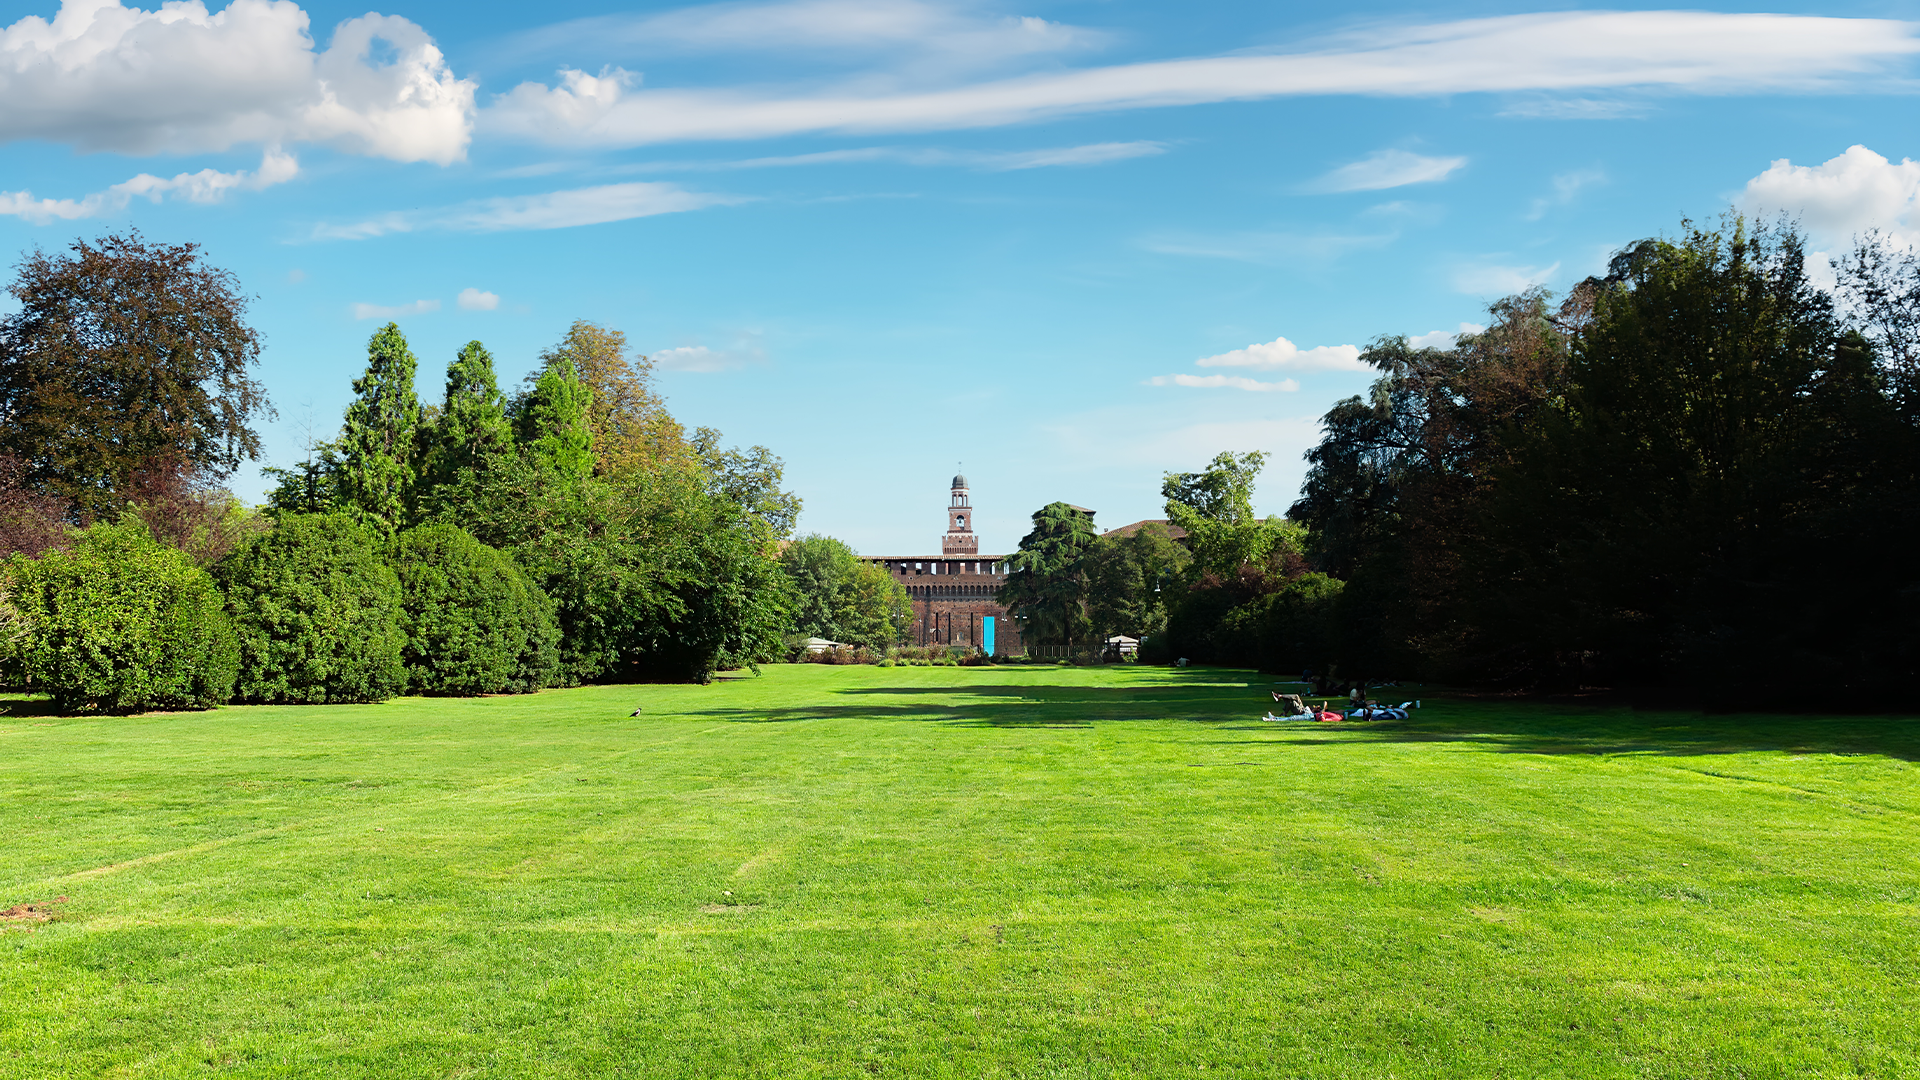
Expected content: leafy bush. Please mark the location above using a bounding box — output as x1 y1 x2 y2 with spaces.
2 519 238 712
216 513 406 704
391 524 559 695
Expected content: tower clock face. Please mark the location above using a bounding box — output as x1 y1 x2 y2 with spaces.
956 515 965 527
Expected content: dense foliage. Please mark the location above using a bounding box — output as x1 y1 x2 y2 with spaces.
391 524 560 695
216 513 407 704
0 232 270 522
2 519 238 712
779 534 910 650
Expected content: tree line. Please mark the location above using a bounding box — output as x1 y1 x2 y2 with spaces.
997 216 1920 704
0 232 911 712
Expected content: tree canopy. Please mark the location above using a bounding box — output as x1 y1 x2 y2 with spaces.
0 232 271 521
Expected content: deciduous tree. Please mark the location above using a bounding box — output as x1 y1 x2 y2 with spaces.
0 232 271 520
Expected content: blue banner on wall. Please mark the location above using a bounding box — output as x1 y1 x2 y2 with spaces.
983 616 995 656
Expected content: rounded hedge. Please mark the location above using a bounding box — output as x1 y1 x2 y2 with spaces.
216 512 406 704
3 519 238 713
391 523 559 695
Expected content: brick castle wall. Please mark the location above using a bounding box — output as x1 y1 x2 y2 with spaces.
864 557 1023 655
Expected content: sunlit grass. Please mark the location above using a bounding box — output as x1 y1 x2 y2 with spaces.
3 664 1915 1078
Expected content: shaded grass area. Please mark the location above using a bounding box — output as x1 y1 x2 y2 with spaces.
2 665 1916 1078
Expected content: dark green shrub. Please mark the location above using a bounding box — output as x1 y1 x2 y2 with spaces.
3 519 238 712
391 524 559 695
216 513 405 703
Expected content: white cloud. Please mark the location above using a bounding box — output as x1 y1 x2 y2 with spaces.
1738 145 1920 248
1454 261 1560 295
0 147 297 224
351 299 439 320
1525 167 1606 219
1408 322 1487 350
1498 96 1651 120
457 287 500 311
1146 373 1300 392
655 338 767 372
486 11 1920 148
1148 334 1364 392
1307 149 1466 193
313 181 745 239
1142 229 1397 265
1195 336 1366 372
506 0 1105 73
626 140 1166 173
0 2 474 163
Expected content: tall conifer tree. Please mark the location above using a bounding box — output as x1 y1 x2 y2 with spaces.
338 323 421 528
518 356 594 481
419 340 511 501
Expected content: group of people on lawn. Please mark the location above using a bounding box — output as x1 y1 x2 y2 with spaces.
1263 678 1412 723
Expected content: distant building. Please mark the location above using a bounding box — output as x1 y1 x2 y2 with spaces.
862 474 1028 654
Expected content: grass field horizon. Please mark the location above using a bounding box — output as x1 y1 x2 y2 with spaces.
4 664 1916 1078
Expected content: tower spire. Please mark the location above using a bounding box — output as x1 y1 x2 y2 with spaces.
943 469 977 556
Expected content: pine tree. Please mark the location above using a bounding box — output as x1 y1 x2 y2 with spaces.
418 340 512 508
518 356 594 481
338 323 421 529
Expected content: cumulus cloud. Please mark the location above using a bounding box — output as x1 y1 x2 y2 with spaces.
1739 145 1920 248
1146 373 1299 392
1454 261 1560 295
457 287 499 311
1408 322 1487 350
1307 149 1466 193
486 11 1920 148
352 298 439 320
0 147 297 224
1147 334 1365 392
0 1 474 163
1195 336 1366 372
313 181 746 239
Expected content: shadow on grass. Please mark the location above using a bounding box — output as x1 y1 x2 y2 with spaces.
702 676 1920 761
1200 711 1920 763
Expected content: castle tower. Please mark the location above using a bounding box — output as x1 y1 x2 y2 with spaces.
942 472 978 556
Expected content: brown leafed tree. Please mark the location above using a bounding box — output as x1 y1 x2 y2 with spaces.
0 232 272 521
536 320 685 472
0 453 71 558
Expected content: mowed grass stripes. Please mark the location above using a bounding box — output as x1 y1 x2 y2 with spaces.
3 664 1916 1078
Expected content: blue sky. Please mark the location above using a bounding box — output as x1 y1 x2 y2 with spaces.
2 0 1917 553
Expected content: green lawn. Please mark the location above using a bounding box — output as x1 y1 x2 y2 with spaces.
2 664 1916 1078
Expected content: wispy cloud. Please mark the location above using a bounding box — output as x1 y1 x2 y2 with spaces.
1307 149 1466 193
312 181 746 240
655 333 768 372
1499 96 1652 120
352 298 441 320
1525 167 1606 219
457 288 500 311
486 12 1920 148
1146 373 1300 393
496 0 1107 73
0 148 297 225
620 140 1168 174
1142 229 1398 265
1453 261 1560 295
